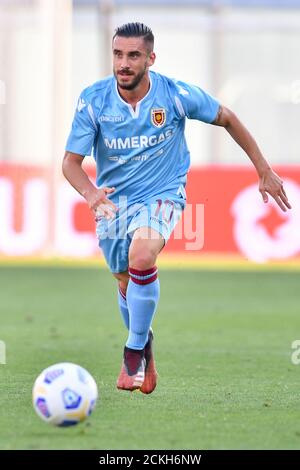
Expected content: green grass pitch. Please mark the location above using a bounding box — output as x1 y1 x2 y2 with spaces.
0 265 300 450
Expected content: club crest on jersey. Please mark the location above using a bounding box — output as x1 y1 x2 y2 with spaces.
151 108 166 128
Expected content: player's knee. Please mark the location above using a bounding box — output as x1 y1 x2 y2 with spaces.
113 272 129 292
129 249 156 271
118 280 128 292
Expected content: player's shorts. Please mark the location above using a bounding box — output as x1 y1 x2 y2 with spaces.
96 186 186 273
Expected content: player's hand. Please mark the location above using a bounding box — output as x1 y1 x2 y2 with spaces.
85 186 118 220
259 169 291 212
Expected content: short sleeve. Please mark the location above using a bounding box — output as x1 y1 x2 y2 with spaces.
65 91 98 156
173 80 220 123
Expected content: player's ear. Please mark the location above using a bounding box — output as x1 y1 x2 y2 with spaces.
148 52 156 67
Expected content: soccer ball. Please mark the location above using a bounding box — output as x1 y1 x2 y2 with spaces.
32 362 98 427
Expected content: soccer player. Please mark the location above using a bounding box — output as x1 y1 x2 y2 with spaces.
63 22 291 394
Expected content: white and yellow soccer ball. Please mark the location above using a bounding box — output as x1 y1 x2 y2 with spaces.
32 362 98 427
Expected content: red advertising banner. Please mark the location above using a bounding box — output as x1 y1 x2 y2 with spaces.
0 163 299 262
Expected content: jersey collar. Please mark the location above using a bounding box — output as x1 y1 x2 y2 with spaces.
114 74 153 119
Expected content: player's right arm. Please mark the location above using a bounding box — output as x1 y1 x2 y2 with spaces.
62 151 117 220
63 89 117 220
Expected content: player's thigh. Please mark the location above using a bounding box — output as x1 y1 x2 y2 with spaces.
128 227 164 268
127 195 183 268
128 194 183 248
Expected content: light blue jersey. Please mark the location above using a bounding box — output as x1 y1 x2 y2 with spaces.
66 71 219 207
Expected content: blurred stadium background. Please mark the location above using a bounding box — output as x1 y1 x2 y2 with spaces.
1 1 300 451
0 0 300 264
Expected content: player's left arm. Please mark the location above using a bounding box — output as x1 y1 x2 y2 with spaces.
212 105 291 212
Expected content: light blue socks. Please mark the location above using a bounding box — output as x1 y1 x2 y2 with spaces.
122 266 160 350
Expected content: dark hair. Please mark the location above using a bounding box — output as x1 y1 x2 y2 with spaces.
113 22 154 52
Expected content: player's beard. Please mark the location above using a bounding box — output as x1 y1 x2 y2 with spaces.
115 64 147 91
